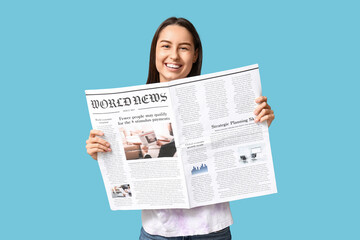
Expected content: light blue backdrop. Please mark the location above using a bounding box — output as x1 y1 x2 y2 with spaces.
1 0 359 239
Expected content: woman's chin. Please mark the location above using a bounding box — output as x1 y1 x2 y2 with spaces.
160 74 186 82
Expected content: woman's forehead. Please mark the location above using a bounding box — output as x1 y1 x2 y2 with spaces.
158 25 194 44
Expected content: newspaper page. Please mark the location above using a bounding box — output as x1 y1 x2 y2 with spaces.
85 83 190 210
168 64 277 208
85 64 277 210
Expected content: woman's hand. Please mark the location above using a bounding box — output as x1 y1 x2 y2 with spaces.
141 145 149 154
254 96 275 127
86 130 111 160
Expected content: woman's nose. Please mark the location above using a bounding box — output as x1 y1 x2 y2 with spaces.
170 49 179 60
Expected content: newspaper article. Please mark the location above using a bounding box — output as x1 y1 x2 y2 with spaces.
85 64 277 210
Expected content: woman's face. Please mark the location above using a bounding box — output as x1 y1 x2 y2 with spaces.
156 25 198 83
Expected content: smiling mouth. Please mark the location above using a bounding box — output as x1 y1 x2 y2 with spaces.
165 63 182 69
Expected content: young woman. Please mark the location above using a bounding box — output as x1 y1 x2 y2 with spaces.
86 17 275 240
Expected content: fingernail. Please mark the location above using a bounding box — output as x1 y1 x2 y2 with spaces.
108 148 112 151
106 143 110 147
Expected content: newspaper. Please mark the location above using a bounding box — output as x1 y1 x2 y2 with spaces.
85 64 277 210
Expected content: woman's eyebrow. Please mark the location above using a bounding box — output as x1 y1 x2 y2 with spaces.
179 42 192 46
159 40 172 44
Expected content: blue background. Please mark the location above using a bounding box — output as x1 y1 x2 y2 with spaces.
1 0 359 239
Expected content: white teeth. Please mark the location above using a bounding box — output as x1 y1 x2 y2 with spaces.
166 63 181 69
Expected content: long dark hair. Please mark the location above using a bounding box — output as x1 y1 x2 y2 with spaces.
146 17 203 84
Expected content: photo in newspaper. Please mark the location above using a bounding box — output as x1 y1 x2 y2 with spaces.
120 122 177 160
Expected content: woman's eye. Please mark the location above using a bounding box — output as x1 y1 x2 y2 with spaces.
162 45 170 49
180 47 189 51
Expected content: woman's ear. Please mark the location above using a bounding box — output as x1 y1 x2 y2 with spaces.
193 49 199 63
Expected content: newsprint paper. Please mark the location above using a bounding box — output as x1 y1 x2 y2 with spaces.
85 64 277 210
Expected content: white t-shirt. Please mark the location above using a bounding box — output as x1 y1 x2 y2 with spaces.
142 202 233 237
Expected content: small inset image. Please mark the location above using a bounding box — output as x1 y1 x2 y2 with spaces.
191 163 208 175
111 184 132 198
141 131 157 145
238 144 265 164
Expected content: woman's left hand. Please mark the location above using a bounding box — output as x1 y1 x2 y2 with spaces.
254 96 275 127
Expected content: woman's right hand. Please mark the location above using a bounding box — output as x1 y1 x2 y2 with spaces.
86 130 111 160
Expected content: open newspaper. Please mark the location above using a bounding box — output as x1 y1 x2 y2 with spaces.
85 64 277 210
